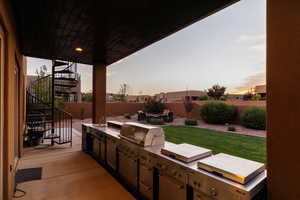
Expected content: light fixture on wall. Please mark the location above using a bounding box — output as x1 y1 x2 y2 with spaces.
75 47 83 52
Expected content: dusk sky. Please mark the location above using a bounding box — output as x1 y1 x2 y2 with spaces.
27 0 266 95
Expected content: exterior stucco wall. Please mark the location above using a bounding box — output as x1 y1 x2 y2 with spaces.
0 0 27 199
64 102 144 119
65 101 265 125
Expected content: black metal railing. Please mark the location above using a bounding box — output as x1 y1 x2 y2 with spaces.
26 91 52 139
53 108 73 145
27 75 52 104
25 60 79 146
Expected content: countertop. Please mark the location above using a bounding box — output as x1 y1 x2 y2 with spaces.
82 123 266 193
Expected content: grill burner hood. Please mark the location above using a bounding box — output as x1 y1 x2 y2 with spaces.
161 143 212 163
119 122 165 147
197 153 266 184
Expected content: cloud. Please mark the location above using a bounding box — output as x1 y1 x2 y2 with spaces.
237 34 266 43
249 44 265 51
237 33 266 54
234 72 266 93
107 71 115 77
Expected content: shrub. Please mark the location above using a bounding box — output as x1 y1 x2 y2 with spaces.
199 101 237 124
185 119 198 126
80 108 85 121
198 96 209 101
149 118 165 125
124 113 131 119
251 94 262 101
55 99 65 110
241 106 266 130
144 99 165 114
227 126 236 132
184 98 194 118
219 96 227 101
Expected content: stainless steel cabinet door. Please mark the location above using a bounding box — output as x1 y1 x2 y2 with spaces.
194 191 212 200
159 174 186 200
100 140 106 161
139 164 153 200
92 137 100 158
106 139 117 170
119 152 138 190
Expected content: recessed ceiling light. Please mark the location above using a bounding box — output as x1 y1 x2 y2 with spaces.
75 47 83 52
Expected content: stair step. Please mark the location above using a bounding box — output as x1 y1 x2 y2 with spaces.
43 132 60 139
54 69 74 74
53 61 68 67
54 84 77 88
54 77 76 81
55 91 77 94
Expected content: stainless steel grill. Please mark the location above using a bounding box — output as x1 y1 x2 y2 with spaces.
119 122 165 147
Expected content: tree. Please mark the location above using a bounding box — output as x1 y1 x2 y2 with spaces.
184 97 194 119
144 99 165 114
35 65 48 78
119 83 129 102
31 65 52 103
82 92 93 102
207 84 226 100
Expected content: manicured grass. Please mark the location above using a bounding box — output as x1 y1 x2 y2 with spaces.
163 126 266 163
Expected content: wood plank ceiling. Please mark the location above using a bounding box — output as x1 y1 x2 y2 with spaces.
11 0 238 65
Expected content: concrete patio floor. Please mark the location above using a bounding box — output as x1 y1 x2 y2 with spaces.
14 129 135 200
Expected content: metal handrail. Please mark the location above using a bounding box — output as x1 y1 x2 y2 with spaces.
26 60 77 146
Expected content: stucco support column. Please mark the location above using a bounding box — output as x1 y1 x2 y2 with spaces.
92 64 106 124
267 1 300 199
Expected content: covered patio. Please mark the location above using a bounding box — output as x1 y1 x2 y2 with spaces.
0 0 299 199
14 130 134 200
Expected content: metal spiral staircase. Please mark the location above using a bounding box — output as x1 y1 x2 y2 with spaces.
26 60 80 146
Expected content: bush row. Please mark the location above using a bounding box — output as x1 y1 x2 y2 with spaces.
199 101 266 130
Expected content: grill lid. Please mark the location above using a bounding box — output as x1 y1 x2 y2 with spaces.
161 143 212 163
119 122 165 146
197 153 265 184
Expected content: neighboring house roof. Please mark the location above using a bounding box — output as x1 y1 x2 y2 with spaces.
156 90 206 98
126 95 151 101
255 85 267 94
227 94 244 99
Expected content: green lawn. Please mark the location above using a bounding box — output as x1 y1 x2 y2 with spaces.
163 126 266 163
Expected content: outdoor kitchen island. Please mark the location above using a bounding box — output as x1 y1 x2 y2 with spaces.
82 122 267 200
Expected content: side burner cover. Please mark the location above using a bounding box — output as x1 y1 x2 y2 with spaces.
161 143 212 163
197 153 265 184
